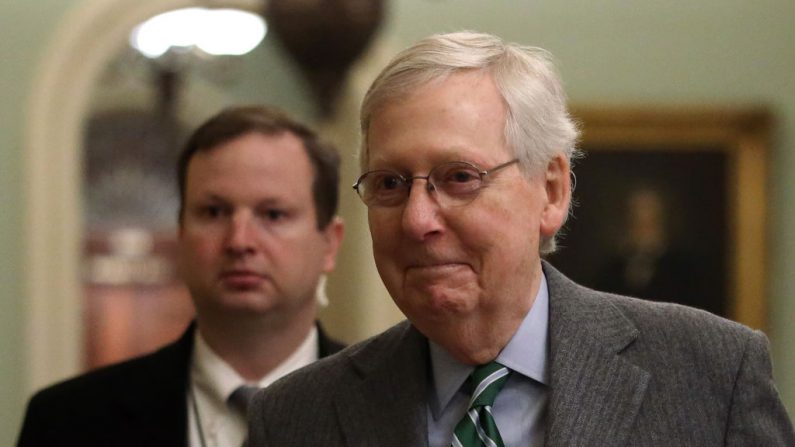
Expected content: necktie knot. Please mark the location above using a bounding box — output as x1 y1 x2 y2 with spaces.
468 362 510 409
451 362 511 447
228 384 259 416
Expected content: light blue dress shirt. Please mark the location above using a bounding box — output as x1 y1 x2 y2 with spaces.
427 275 549 446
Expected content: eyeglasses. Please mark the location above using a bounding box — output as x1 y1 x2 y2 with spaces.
353 159 519 207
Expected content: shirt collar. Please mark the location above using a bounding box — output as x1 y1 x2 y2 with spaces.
258 326 319 388
191 325 320 403
428 274 550 418
497 275 549 384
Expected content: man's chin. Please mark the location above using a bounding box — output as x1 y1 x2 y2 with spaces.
215 291 277 314
398 289 478 323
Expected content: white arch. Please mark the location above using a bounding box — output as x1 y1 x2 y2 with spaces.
22 0 263 393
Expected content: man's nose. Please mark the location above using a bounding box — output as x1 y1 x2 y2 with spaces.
225 211 256 255
401 179 444 241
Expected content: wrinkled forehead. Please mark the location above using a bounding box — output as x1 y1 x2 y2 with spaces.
359 72 461 165
360 71 509 171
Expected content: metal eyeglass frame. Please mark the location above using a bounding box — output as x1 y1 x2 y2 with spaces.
352 158 519 207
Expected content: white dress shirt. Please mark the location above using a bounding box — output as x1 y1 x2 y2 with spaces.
188 327 319 447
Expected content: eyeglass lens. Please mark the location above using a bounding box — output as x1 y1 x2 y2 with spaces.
356 161 490 207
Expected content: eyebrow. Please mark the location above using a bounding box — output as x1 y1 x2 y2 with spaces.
366 156 490 173
191 193 294 209
190 193 228 203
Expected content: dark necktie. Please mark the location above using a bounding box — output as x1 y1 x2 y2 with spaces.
451 362 511 447
228 385 259 447
228 384 259 417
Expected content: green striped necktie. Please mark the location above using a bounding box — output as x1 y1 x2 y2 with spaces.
451 362 511 447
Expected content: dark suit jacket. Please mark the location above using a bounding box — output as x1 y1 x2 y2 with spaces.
249 263 795 446
17 323 344 447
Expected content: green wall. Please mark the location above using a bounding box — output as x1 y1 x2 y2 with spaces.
1 0 794 443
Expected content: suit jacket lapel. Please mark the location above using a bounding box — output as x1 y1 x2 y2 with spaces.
115 321 337 445
333 322 430 447
543 262 650 446
116 323 194 446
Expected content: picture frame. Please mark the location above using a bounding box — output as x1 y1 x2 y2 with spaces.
548 106 772 330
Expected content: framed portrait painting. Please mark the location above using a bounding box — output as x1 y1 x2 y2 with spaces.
547 106 772 330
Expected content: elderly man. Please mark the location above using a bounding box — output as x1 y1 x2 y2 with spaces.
19 106 345 446
248 32 794 446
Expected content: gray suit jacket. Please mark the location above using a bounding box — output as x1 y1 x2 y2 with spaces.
249 263 795 446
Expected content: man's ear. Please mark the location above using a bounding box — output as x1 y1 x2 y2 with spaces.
539 154 571 238
321 216 345 273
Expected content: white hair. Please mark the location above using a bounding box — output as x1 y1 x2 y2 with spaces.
359 31 580 253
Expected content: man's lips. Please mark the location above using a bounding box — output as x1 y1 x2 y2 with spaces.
219 269 267 287
405 262 470 273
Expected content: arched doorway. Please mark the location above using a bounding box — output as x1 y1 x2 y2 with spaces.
22 0 269 392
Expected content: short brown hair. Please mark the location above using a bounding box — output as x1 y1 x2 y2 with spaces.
177 105 340 229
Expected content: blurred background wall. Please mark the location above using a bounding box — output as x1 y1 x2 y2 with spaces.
2 0 794 442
